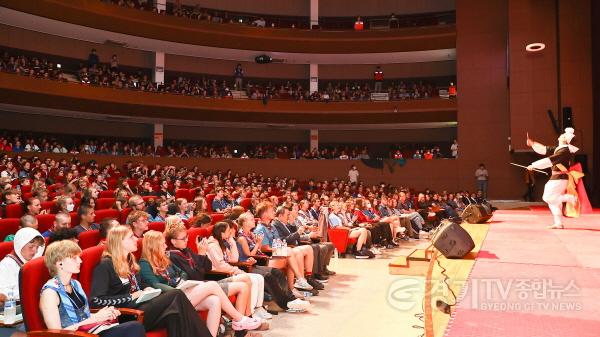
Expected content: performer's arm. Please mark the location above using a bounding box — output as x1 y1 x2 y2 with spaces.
529 157 552 170
527 134 547 155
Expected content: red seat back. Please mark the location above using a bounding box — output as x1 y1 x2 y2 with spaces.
20 185 32 194
0 218 20 241
99 190 115 198
175 189 192 202
69 212 79 228
95 209 120 223
148 221 165 233
0 241 14 260
36 214 56 234
133 238 143 261
120 208 132 223
79 245 106 295
78 230 101 250
210 213 224 225
40 201 56 214
96 198 116 210
239 198 252 211
205 194 215 212
187 227 208 253
5 203 23 218
19 256 50 331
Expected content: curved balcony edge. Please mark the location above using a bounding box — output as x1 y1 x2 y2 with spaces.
0 0 456 54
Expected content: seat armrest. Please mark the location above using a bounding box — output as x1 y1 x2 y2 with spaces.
28 330 97 337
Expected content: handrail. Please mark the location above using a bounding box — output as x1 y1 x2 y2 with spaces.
0 0 456 54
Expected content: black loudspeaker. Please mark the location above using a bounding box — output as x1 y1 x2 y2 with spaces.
562 106 573 129
461 204 493 224
432 220 475 259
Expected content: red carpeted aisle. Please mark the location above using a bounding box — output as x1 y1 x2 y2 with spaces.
443 209 600 337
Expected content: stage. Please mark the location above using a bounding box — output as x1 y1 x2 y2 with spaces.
432 208 600 337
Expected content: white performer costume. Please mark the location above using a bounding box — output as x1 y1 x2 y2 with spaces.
527 128 578 229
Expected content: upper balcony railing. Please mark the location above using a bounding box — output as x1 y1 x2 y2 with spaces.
0 0 456 54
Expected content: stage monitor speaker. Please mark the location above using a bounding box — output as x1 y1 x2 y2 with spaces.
432 220 475 259
562 106 573 129
461 204 493 224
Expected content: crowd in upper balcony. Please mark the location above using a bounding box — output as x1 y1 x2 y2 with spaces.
102 0 455 30
1 48 454 102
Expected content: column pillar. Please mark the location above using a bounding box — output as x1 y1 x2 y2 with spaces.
153 52 165 85
310 0 319 28
310 64 319 93
310 129 319 151
153 123 164 149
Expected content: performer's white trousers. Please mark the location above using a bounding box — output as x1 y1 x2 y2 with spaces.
542 179 570 225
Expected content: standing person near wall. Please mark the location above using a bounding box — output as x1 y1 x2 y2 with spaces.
234 64 244 91
475 163 489 198
348 165 359 185
373 66 383 93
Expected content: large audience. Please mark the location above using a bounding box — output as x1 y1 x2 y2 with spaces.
1 49 449 102
0 151 488 336
0 131 454 160
102 0 455 30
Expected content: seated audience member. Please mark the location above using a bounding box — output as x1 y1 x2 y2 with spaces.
354 198 397 248
1 188 22 214
397 192 426 232
74 205 100 234
253 202 315 294
206 222 271 320
225 206 246 221
31 187 49 202
286 204 335 279
211 189 231 213
297 200 318 226
140 230 261 336
4 215 39 242
127 195 146 211
40 240 147 337
90 225 213 337
42 212 72 238
156 180 174 201
236 212 309 312
81 187 99 207
190 212 212 228
150 199 170 222
354 16 364 30
193 197 209 215
112 189 129 211
163 217 255 319
48 227 80 244
126 210 149 238
24 196 47 216
56 196 76 214
98 217 120 245
138 181 155 197
328 201 374 258
0 228 45 302
377 197 415 239
175 198 192 220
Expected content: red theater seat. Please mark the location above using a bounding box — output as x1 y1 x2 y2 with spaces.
94 209 120 223
40 201 56 214
176 188 192 202
210 213 224 225
78 230 101 249
205 194 215 212
0 218 20 241
0 241 14 260
120 208 132 224
239 198 252 211
5 203 24 218
36 214 56 234
96 197 116 210
148 221 165 233
99 190 115 198
187 227 208 253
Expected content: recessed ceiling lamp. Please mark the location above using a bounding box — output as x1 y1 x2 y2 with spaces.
525 43 545 52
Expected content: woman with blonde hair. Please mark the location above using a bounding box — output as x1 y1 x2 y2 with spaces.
40 240 145 337
139 230 261 336
90 225 212 337
163 217 255 319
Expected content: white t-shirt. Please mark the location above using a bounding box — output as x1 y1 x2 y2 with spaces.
348 169 359 183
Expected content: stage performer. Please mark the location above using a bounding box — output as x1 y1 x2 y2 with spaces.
526 127 579 229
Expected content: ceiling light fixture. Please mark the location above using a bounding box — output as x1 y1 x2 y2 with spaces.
525 43 545 52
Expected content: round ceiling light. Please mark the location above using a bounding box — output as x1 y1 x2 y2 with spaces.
525 43 546 52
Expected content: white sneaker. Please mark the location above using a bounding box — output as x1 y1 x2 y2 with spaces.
292 288 306 299
370 247 382 255
252 307 273 320
546 224 564 229
294 277 313 290
287 298 310 312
